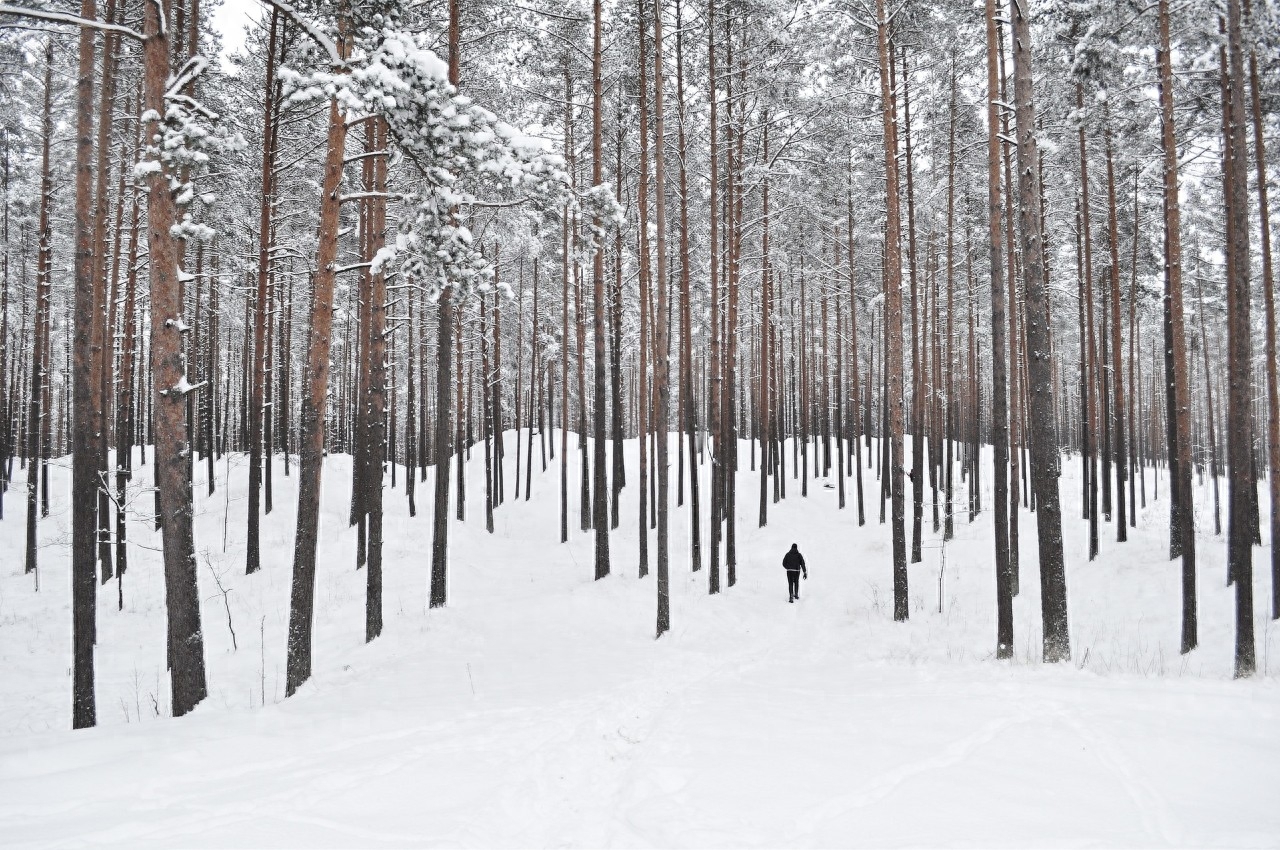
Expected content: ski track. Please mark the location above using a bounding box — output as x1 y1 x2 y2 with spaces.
2 437 1279 847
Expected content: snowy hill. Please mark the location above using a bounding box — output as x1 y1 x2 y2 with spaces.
1 437 1278 847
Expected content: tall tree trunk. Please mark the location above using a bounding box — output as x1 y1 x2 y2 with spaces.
1129 176 1140 524
1078 84 1101 561
364 117 387 641
1222 0 1254 676
943 65 956 542
286 3 351 693
1157 0 1196 652
143 0 208 715
758 118 771 528
482 289 494 532
1194 270 1221 536
1242 0 1279 620
876 0 908 622
636 4 651 577
1011 0 1069 661
528 258 540 499
93 0 120 585
706 0 720 594
26 41 54 581
591 0 610 578
901 46 924 566
848 189 865 526
1104 116 1128 540
0 129 8 519
610 94 625 526
116 130 141 604
986 0 1013 656
562 61 573 546
247 8 278 575
71 0 100 729
654 0 671 635
675 0 700 570
997 30 1020 589
430 0 461 609
724 16 741 584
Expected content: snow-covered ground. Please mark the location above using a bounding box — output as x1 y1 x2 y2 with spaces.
1 436 1277 847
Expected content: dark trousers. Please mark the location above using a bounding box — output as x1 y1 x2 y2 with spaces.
786 570 801 600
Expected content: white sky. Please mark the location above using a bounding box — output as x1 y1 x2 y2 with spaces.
209 0 259 69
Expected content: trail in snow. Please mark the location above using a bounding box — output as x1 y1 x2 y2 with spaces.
1 435 1278 847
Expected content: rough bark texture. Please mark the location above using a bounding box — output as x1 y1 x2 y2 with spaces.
1243 0 1279 622
26 41 53 581
1011 0 1069 662
364 118 387 641
286 5 351 695
706 0 720 595
591 0 610 580
1157 0 1196 653
246 9 278 576
985 0 1012 657
654 0 671 637
71 0 100 729
1103 120 1128 542
144 0 208 716
1222 0 1254 677
876 0 908 623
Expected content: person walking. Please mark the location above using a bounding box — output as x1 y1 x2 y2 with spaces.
783 543 807 602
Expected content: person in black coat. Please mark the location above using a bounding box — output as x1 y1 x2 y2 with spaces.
783 543 807 602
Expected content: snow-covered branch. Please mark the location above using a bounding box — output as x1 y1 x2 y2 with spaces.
0 2 143 39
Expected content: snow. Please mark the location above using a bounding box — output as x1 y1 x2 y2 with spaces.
1 438 1278 847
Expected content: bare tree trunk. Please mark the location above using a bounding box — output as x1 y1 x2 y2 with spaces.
758 118 771 528
1011 0 1069 661
576 232 589 534
562 61 573 546
848 190 865 526
247 9 279 575
143 0 207 715
610 95 625 525
71 0 100 728
636 5 651 576
675 0 700 570
364 117 387 640
1157 0 1196 652
406 265 417 516
93 0 120 585
1222 0 1254 676
876 0 908 621
0 130 8 520
286 3 351 693
707 0 720 594
482 288 494 532
997 30 1020 589
591 0 610 578
1104 116 1128 540
528 258 540 499
1077 84 1101 561
943 65 956 542
1242 0 1279 620
724 15 741 584
456 278 467 520
654 0 671 635
430 2 461 609
492 265 504 507
1129 176 1140 524
116 129 141 604
25 41 53 581
986 0 1013 656
901 46 923 566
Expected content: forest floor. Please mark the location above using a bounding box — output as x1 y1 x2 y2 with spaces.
1 436 1278 847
